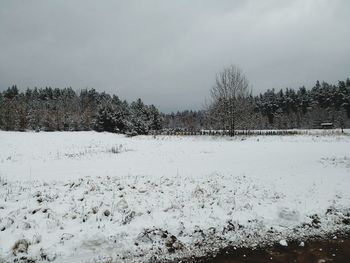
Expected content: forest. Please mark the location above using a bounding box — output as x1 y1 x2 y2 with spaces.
164 78 350 131
0 87 162 135
1 77 350 134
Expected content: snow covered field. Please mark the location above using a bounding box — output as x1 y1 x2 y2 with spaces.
0 131 350 262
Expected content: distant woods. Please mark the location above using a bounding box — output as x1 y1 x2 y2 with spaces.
164 67 350 132
1 73 350 134
0 87 162 135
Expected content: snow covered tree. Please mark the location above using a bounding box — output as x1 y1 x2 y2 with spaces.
95 105 118 132
148 104 163 131
129 99 149 135
209 65 251 136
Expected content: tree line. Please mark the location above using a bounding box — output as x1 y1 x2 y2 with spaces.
164 66 350 134
1 67 350 135
0 86 162 135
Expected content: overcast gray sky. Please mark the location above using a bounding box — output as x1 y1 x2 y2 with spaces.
0 0 349 112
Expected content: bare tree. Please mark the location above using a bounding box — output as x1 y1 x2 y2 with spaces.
209 65 251 136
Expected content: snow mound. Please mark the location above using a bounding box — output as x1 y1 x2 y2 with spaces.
0 175 349 262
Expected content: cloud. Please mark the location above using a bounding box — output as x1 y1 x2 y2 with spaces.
0 0 349 112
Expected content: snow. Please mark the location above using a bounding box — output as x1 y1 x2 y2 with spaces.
279 240 288 247
0 131 350 262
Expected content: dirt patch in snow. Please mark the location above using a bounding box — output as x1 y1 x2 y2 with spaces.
173 234 350 263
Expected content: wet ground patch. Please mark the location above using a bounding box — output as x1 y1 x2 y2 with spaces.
182 234 350 263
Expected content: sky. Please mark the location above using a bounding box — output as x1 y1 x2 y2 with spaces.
0 0 349 112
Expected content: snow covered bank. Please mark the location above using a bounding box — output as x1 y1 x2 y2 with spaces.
0 131 350 262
